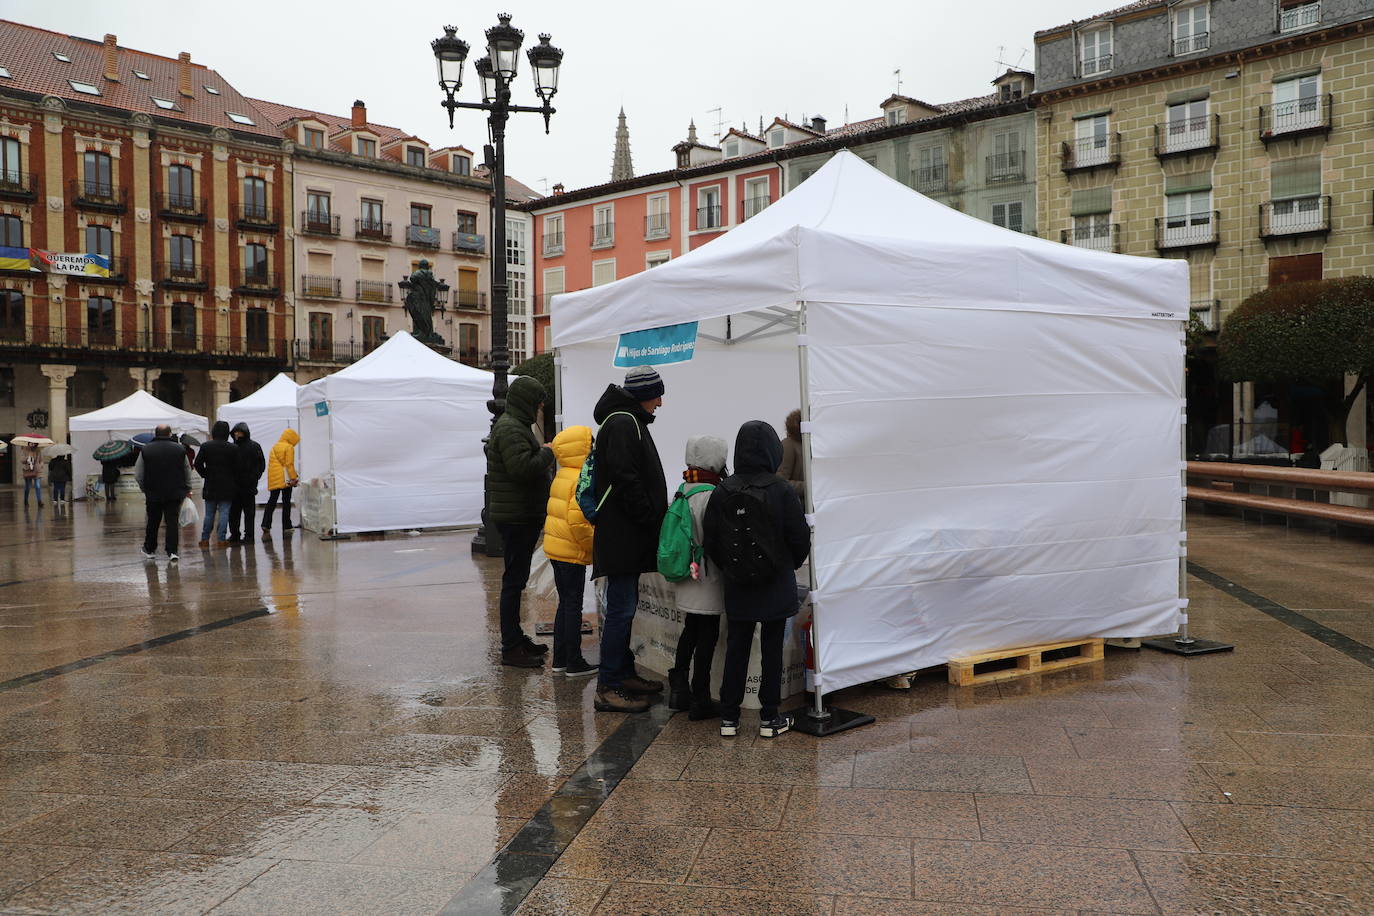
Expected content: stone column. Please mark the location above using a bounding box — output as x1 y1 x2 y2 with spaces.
40 364 78 443
144 368 162 393
129 366 146 391
208 370 237 414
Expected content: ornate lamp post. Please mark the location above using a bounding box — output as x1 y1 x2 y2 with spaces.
431 15 563 556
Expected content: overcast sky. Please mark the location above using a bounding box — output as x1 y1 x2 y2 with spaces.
6 0 1111 193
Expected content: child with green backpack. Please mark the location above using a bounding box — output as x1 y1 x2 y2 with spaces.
658 435 729 720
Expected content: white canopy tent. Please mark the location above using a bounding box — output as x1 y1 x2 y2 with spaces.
218 373 301 503
553 151 1188 698
69 390 208 490
295 331 493 534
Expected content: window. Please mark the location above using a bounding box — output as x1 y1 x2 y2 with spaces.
458 323 480 362
592 259 616 287
132 70 149 80
646 251 670 269
1 136 19 183
167 164 194 207
85 225 112 259
308 312 332 358
1280 0 1320 32
1079 26 1113 76
646 194 669 238
1163 174 1214 246
242 176 267 220
915 146 946 191
456 210 478 234
83 151 113 197
361 198 383 231
768 129 785 148
743 177 770 219
1271 73 1322 133
991 201 1024 233
1074 114 1111 167
541 267 564 314
697 186 721 229
453 154 471 175
0 290 22 342
1269 155 1322 233
1174 2 1209 54
724 140 740 158
456 267 480 308
998 80 1025 102
169 235 195 274
306 191 332 231
409 203 431 227
543 213 564 253
356 137 376 157
151 97 179 110
1164 98 1210 153
363 316 385 352
226 112 255 126
593 204 614 246
302 127 324 149
87 295 115 345
0 214 21 247
989 131 1024 180
204 85 220 95
246 308 268 351
1069 187 1113 251
170 302 196 348
406 147 427 167
244 243 268 281
885 108 907 126
505 216 526 267
52 52 71 63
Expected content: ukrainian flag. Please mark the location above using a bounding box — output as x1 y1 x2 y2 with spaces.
78 254 112 278
0 246 35 271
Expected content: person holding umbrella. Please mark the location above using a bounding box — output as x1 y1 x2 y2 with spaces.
93 439 133 503
19 441 44 508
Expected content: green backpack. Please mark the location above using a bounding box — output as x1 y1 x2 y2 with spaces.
657 484 714 582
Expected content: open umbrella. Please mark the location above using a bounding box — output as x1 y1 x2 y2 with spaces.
179 433 201 448
131 433 155 448
42 443 73 458
93 439 133 462
11 435 55 447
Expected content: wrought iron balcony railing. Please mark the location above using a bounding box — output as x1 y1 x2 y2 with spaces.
299 211 340 236
236 269 278 293
1156 212 1220 251
985 150 1026 183
1259 95 1331 142
355 218 392 242
451 290 487 311
695 205 722 231
1080 53 1113 76
644 214 670 239
1279 1 1320 32
71 180 127 212
541 231 564 255
157 262 206 287
1061 133 1120 173
0 171 38 202
299 274 342 298
1260 196 1330 240
355 279 394 303
406 225 441 248
1154 114 1220 158
741 195 771 220
156 192 206 222
453 232 486 254
237 203 278 230
1172 32 1209 55
0 323 286 360
591 223 615 248
914 165 947 193
1060 223 1120 253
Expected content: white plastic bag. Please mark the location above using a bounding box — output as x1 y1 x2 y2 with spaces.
529 548 558 601
178 497 200 528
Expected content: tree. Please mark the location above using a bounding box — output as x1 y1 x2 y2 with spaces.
513 352 556 440
1218 276 1374 445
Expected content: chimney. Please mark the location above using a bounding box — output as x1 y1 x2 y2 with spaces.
552 183 565 195
102 34 119 82
351 100 367 129
810 115 827 133
177 52 193 98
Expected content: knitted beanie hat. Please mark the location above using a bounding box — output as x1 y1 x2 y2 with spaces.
623 365 664 401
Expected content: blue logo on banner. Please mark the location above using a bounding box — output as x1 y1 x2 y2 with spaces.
613 321 698 367
314 401 329 417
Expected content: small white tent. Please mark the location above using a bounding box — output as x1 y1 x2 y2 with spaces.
554 152 1188 697
295 331 493 534
70 390 208 491
218 373 301 503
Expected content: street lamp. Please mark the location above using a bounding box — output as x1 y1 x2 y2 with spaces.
431 14 563 556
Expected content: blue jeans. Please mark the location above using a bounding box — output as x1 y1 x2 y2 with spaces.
52 481 67 501
550 559 587 667
201 499 232 542
597 573 640 689
23 478 42 504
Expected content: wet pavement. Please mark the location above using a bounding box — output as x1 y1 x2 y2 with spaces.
0 497 1372 915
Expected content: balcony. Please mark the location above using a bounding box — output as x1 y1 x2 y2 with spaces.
70 180 127 213
1061 133 1120 174
1156 212 1219 251
591 223 615 249
914 166 947 194
406 225 441 249
695 205 722 231
1279 1 1320 32
299 211 340 236
541 231 565 256
299 274 342 298
1260 195 1330 241
451 289 487 311
1080 54 1113 77
453 232 486 254
1259 95 1331 143
156 192 206 224
644 214 670 240
0 171 38 203
740 196 771 221
296 339 367 364
1154 115 1220 159
1060 223 1120 253
1190 299 1221 332
0 323 287 364
237 204 278 231
355 279 393 303
1172 32 1209 55
157 262 206 289
355 218 392 242
235 269 279 295
80 255 128 284
985 150 1026 183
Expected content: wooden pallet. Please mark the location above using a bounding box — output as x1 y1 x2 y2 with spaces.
947 638 1105 687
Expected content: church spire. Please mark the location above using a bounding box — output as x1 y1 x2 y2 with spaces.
610 107 634 182
687 119 698 144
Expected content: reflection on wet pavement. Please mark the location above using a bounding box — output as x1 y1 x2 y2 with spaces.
0 499 1372 914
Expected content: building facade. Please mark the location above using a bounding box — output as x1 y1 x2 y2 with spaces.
1033 0 1374 454
1 23 290 475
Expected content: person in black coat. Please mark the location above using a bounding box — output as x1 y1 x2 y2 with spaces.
590 367 669 714
227 422 266 544
704 420 810 739
193 420 241 548
101 458 123 503
135 424 192 560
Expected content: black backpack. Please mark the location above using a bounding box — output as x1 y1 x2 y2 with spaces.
707 481 786 586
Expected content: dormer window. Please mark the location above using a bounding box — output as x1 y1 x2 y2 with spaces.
1279 0 1320 32
885 109 907 126
405 147 427 168
724 139 740 158
998 80 1025 102
68 80 100 95
52 52 70 63
226 112 256 126
768 129 785 148
453 154 471 175
1079 25 1113 77
357 137 376 157
302 127 324 149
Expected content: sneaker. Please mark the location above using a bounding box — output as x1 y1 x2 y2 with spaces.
168 553 179 563
563 658 598 678
594 688 650 713
759 714 794 739
620 674 663 695
140 548 156 560
720 719 739 737
500 645 544 669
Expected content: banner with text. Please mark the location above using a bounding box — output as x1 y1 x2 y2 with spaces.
613 321 698 367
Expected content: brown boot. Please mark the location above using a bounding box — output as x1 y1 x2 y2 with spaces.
621 673 663 695
198 540 210 549
594 688 650 713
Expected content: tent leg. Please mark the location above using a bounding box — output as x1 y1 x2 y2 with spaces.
785 301 874 738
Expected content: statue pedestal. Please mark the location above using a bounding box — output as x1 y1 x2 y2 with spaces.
424 342 453 357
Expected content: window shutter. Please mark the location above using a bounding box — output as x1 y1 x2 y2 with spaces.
1270 157 1320 199
1165 172 1213 194
1070 187 1113 215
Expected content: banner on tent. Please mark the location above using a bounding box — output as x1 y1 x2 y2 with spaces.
613 321 698 367
314 401 329 417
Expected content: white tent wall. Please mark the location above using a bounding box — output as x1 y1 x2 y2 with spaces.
297 399 331 484
218 374 302 504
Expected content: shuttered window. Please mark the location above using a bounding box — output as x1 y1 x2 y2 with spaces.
1271 157 1320 199
1070 187 1112 216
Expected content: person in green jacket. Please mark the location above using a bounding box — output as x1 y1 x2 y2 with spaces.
486 374 557 668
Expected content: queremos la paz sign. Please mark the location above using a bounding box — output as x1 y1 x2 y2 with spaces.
613 321 698 368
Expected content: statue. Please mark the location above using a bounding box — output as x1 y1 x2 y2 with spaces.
403 259 444 344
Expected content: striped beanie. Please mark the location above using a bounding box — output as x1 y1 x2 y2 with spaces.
623 366 665 400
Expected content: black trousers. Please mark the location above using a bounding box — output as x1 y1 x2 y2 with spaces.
143 498 181 555
495 522 541 653
229 489 257 538
262 487 292 531
718 618 787 722
674 612 721 699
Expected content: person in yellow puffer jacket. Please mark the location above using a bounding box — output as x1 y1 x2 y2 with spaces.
262 428 300 536
542 425 597 678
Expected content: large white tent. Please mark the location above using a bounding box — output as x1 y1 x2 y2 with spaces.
69 389 208 491
553 151 1188 697
218 373 301 504
295 330 493 534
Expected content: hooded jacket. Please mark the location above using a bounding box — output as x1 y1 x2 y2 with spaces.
704 420 810 622
542 425 594 565
267 429 300 491
48 455 72 485
231 422 267 491
194 420 241 501
590 384 667 578
486 375 555 525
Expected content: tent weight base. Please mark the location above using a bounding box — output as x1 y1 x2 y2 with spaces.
786 705 875 737
1141 636 1234 656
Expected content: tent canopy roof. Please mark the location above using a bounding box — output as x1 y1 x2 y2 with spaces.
69 389 208 432
221 373 298 412
551 151 1187 348
330 330 491 383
